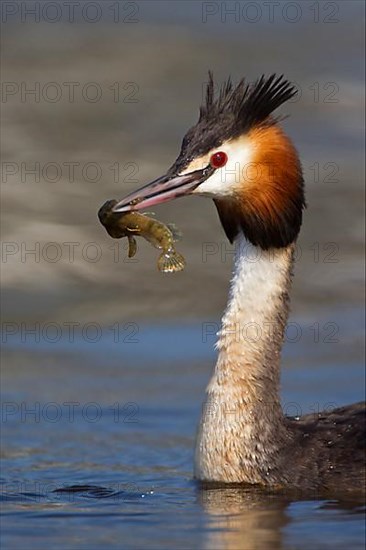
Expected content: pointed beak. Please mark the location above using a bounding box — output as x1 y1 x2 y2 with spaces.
112 165 215 212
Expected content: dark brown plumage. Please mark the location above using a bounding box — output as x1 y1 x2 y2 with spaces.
282 402 366 493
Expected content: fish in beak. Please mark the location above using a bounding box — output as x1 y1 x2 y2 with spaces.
112 165 215 212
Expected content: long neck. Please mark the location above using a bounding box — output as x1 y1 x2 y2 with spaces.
195 233 295 484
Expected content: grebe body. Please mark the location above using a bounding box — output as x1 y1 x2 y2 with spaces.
113 74 365 492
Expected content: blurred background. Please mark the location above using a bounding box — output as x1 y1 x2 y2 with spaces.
1 2 365 549
1 1 364 325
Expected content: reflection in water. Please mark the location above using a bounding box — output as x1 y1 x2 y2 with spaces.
199 486 366 550
199 487 290 550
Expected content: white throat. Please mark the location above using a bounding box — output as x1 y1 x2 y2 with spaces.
195 233 294 483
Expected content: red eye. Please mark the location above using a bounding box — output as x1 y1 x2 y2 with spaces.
210 151 228 168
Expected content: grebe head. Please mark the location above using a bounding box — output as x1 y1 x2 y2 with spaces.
113 73 305 249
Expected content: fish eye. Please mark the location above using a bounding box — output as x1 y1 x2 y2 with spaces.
210 151 228 168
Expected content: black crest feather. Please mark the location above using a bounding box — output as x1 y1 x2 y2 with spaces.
199 71 297 130
169 73 297 174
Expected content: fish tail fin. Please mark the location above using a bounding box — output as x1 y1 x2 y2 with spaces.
157 250 186 273
166 223 183 242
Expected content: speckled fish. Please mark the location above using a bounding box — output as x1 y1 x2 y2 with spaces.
98 199 185 273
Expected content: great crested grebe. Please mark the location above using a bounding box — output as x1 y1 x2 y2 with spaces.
113 74 365 492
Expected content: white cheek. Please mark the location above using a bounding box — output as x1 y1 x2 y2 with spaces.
192 142 253 198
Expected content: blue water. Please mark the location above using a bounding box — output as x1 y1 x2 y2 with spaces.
1 316 365 550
